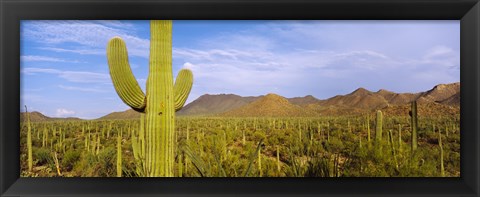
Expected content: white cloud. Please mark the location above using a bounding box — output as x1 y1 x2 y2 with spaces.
58 85 107 93
22 68 60 74
95 20 136 30
22 20 149 58
424 46 455 58
38 47 104 55
22 67 110 83
420 45 459 69
55 108 75 117
21 55 82 63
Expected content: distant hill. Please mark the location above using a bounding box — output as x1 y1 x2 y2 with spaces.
287 95 320 106
98 109 141 120
20 111 82 122
418 82 460 103
176 94 260 116
440 92 460 107
380 102 459 117
320 88 389 109
96 82 460 119
222 93 317 117
310 82 459 110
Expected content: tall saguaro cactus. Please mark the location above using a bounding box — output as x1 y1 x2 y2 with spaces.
107 20 193 177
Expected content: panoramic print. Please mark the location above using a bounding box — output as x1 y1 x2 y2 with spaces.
20 20 460 177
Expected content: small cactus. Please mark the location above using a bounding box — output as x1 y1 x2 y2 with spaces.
177 153 183 177
439 129 445 177
366 115 371 142
398 124 402 151
242 130 246 146
276 145 281 173
116 133 122 177
375 110 383 143
24 106 33 172
410 101 418 152
258 147 262 177
388 129 398 170
107 20 193 177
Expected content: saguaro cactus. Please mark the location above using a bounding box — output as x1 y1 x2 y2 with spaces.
276 145 281 173
25 106 33 172
107 20 193 177
116 133 122 177
410 101 418 152
438 129 445 177
366 115 371 142
375 110 383 143
258 148 263 177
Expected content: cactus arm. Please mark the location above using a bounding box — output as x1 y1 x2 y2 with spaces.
107 37 146 112
173 69 193 111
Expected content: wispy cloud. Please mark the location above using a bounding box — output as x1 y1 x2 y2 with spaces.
58 85 107 93
419 45 459 69
22 67 110 83
38 47 105 55
55 108 75 117
21 55 82 63
22 20 149 58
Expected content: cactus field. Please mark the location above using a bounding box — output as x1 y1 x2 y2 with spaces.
20 109 460 177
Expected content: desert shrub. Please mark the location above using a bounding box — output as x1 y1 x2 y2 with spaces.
252 131 266 142
324 137 344 153
33 147 53 166
62 149 81 171
73 152 96 176
96 147 117 177
303 155 331 177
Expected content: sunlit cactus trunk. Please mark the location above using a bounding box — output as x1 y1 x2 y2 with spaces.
107 20 193 177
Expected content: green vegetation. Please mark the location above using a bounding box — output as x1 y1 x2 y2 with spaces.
20 111 460 177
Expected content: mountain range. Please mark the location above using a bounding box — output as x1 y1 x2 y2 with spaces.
20 111 82 122
21 82 460 121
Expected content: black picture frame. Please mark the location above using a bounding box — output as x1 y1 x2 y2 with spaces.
1 0 479 196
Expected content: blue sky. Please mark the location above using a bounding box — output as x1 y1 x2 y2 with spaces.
20 20 460 119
